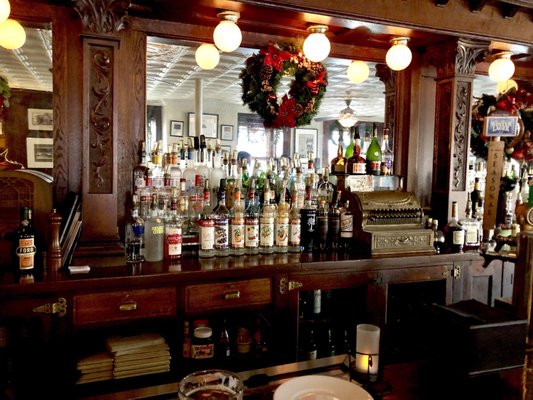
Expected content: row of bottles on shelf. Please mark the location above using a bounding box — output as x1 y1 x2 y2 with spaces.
331 124 394 177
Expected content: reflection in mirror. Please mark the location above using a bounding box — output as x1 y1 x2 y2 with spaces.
0 26 52 171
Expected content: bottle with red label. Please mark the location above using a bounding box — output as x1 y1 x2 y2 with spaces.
198 179 215 258
164 190 183 260
16 207 36 272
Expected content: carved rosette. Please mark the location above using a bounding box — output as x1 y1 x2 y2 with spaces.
73 0 130 33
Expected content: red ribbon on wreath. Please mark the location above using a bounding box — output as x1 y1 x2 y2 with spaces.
306 70 327 95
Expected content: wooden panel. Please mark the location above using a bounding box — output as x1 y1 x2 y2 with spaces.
184 278 272 313
73 287 176 325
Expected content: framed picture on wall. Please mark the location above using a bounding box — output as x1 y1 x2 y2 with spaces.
27 108 53 131
26 137 53 168
294 128 318 158
220 125 234 141
188 113 218 138
221 145 232 154
170 120 184 137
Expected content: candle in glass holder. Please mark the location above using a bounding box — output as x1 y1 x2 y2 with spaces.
355 323 380 377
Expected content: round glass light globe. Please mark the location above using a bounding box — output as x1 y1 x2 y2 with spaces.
386 44 412 71
347 61 370 83
0 19 26 50
195 43 220 70
489 58 515 82
303 33 330 62
213 20 242 52
0 0 11 25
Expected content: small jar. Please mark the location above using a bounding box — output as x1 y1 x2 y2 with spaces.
191 326 214 360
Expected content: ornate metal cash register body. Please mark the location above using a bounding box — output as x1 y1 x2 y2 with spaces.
350 191 435 256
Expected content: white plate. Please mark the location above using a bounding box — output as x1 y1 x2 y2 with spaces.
273 375 373 400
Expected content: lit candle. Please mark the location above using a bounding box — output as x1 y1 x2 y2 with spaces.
355 324 380 377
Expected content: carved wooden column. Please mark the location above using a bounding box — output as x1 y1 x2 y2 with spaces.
73 0 129 255
425 39 486 227
375 63 411 182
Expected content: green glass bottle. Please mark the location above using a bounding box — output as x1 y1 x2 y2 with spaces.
366 125 382 175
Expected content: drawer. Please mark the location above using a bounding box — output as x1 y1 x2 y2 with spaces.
184 278 272 313
73 287 177 325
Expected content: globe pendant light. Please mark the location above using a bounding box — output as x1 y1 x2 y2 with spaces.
195 43 220 70
0 0 10 25
488 51 515 83
347 60 370 83
338 99 358 128
303 25 330 62
0 18 26 50
386 37 412 71
213 11 242 53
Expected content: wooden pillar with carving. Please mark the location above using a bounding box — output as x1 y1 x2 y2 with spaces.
425 39 487 227
73 0 130 256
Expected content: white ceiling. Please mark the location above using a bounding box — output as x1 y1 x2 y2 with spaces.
0 27 497 124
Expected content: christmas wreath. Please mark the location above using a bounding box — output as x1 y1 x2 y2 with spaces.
240 42 327 129
471 86 533 161
0 76 11 121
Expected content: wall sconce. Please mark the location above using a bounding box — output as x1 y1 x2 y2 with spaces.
488 51 515 83
195 43 220 70
213 11 242 53
355 323 380 382
347 60 370 83
385 37 412 71
338 99 358 128
303 25 330 62
0 0 10 23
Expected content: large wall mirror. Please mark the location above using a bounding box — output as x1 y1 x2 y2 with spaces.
0 24 53 172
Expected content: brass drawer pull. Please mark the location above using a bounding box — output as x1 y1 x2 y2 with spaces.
224 290 241 300
32 297 67 317
118 301 138 311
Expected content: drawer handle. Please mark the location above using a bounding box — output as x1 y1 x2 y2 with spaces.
118 301 138 311
224 291 241 300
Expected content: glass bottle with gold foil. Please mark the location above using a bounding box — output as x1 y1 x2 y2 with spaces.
16 207 36 272
330 142 346 176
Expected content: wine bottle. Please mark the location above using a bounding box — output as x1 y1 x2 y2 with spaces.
380 127 393 176
366 124 382 176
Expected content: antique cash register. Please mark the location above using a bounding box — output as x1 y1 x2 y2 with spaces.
350 190 435 256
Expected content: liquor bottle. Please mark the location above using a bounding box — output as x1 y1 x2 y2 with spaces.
330 141 346 175
198 179 215 258
213 181 230 257
339 200 353 251
316 200 329 252
244 186 260 255
443 201 465 253
182 320 191 359
217 319 231 361
461 200 481 252
229 186 246 256
169 143 182 188
196 135 210 182
312 289 321 317
133 140 148 193
432 219 445 254
346 136 366 175
328 191 342 252
259 181 276 254
470 177 483 216
366 124 382 176
317 167 335 206
288 189 302 253
344 127 356 159
275 182 290 253
164 197 183 260
300 185 317 253
380 127 394 176
324 327 336 357
188 174 204 235
16 206 36 272
151 140 165 188
144 193 165 262
178 178 191 235
125 194 145 262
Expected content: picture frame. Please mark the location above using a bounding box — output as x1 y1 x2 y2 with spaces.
26 137 53 168
27 108 53 131
294 128 318 158
483 115 520 137
169 120 184 137
221 145 232 154
188 113 218 138
220 124 234 141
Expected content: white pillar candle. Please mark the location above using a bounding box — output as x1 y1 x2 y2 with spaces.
355 324 380 376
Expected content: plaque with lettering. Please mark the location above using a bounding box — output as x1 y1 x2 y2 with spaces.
483 115 519 137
